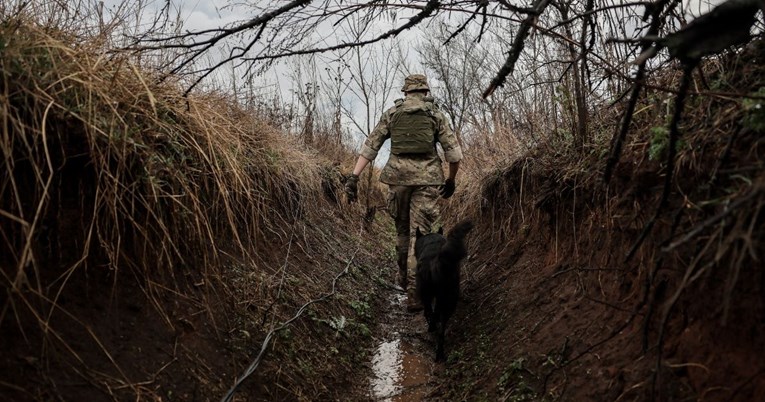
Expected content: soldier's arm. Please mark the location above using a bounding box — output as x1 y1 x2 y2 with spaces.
435 112 463 180
447 160 460 181
352 109 392 176
351 156 370 176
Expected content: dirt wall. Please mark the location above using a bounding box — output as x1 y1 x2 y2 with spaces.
434 41 765 402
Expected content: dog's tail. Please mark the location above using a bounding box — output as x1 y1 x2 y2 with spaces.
440 220 473 262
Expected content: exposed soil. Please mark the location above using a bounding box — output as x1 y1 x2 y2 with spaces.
426 43 765 401
431 210 764 400
0 212 396 401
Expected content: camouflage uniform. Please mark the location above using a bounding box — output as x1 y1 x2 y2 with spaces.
359 75 463 295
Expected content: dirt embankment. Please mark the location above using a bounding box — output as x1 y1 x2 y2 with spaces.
434 42 765 401
0 23 392 401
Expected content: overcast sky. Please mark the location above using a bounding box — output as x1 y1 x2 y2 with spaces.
103 0 728 85
99 0 729 164
101 0 429 163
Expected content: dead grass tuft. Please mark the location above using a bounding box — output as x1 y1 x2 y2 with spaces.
439 41 765 401
0 20 365 399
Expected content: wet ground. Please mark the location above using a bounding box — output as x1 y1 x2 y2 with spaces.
369 292 436 401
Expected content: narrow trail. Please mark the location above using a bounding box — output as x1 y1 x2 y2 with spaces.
368 288 438 401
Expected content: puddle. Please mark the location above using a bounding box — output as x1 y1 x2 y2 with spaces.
371 337 403 398
370 293 432 401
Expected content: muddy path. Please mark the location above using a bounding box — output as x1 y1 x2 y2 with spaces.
367 288 439 401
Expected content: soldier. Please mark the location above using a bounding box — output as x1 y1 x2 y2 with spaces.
344 74 463 312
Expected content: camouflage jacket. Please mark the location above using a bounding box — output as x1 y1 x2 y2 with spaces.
360 92 463 186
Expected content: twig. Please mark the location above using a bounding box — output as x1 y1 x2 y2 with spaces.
442 3 482 45
640 206 683 352
482 0 552 99
246 0 440 62
221 247 360 402
551 266 623 278
625 62 694 262
603 0 681 183
649 218 734 399
709 127 743 187
583 294 639 314
662 186 763 253
260 233 295 327
729 367 765 400
495 0 541 15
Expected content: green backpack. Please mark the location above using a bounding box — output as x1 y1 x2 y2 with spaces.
389 97 437 155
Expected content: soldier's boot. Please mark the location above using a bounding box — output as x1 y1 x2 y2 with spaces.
405 253 423 313
396 252 408 291
406 288 423 313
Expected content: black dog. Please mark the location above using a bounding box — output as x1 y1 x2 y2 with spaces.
415 220 473 361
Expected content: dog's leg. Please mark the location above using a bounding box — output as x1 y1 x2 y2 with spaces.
418 278 434 331
436 317 447 362
430 298 441 333
423 297 435 332
434 306 450 361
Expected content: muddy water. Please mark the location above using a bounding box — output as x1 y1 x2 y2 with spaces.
369 293 433 401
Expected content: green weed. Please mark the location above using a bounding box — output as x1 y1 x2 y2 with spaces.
351 322 372 338
447 349 464 364
648 126 686 161
349 300 371 320
298 358 315 376
510 356 526 371
742 87 765 132
497 357 536 401
648 126 669 161
328 316 347 334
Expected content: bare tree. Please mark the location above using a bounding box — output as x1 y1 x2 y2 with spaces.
337 19 404 210
130 0 763 167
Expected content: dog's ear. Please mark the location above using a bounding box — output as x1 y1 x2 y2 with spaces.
415 227 423 239
438 226 444 235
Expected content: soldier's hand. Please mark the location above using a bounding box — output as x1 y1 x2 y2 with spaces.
345 174 359 203
440 178 455 199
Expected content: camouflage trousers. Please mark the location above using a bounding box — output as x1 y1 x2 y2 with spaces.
386 185 441 290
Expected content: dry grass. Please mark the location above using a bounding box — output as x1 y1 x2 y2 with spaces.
0 18 371 399
0 22 325 278
438 41 765 401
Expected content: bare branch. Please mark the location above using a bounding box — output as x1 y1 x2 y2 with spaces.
482 0 552 99
140 0 312 46
603 0 681 183
245 0 441 62
442 3 483 45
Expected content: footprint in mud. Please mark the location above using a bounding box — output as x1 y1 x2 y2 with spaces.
369 293 435 401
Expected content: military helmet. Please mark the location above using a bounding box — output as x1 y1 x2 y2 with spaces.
401 74 429 92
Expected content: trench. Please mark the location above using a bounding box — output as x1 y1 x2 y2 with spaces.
368 291 435 401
